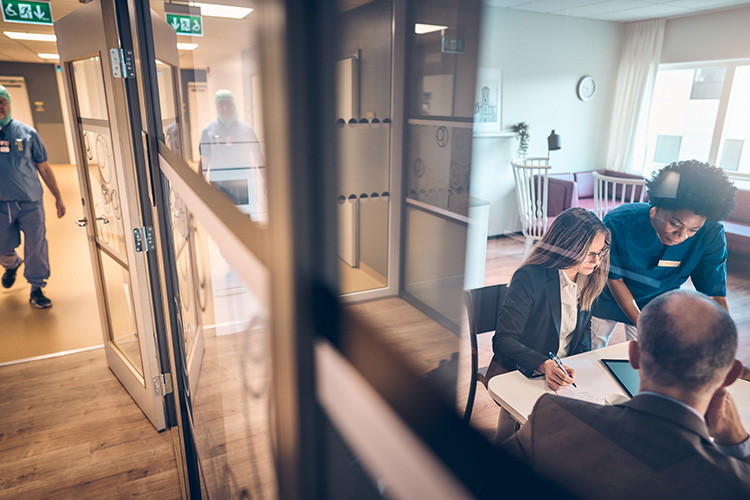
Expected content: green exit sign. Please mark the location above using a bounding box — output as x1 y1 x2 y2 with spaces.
166 13 203 37
2 0 52 26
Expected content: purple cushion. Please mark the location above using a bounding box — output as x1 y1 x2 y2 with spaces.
727 189 750 224
548 175 578 216
723 220 750 254
575 171 595 198
550 173 575 182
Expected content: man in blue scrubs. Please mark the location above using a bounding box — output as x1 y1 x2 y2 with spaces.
591 160 736 348
0 85 65 309
199 89 264 219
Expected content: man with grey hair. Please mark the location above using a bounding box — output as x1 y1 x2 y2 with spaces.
502 289 750 499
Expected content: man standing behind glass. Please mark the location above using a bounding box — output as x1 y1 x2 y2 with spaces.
198 89 265 219
0 84 65 309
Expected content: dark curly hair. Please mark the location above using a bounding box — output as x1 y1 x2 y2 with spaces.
646 160 737 221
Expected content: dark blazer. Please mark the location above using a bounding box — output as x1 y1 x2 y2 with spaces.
492 265 591 377
502 393 750 499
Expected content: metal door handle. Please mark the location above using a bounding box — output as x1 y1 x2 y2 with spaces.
75 217 110 227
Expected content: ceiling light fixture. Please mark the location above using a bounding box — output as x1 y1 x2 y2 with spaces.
188 2 253 19
37 53 59 60
415 23 447 35
4 31 57 42
177 42 198 51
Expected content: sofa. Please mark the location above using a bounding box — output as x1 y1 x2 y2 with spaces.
548 169 647 216
547 170 750 256
723 187 750 255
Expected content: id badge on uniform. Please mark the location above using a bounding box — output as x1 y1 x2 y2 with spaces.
0 140 9 153
15 138 23 152
658 260 681 268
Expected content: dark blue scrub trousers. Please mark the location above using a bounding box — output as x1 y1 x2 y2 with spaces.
0 200 49 289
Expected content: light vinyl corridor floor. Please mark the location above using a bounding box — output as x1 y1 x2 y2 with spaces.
0 164 101 363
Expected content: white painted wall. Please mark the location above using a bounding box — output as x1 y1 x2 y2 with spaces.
472 8 624 236
662 6 750 64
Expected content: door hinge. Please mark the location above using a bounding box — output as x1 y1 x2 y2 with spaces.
110 48 136 79
153 373 173 397
133 226 155 252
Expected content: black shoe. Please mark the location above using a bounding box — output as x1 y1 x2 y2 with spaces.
30 288 52 309
2 264 20 289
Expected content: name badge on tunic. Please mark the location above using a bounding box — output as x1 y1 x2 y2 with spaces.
15 138 23 151
0 140 9 153
658 260 681 268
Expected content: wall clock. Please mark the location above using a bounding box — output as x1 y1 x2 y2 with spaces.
577 75 596 101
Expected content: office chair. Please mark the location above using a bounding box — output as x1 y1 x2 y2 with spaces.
464 283 508 423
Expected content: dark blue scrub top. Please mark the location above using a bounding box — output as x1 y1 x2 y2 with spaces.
592 203 727 324
0 119 48 202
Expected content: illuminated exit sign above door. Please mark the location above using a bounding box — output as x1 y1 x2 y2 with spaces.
164 3 203 37
1 0 52 26
166 13 203 37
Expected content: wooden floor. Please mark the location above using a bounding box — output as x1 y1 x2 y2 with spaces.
0 348 181 499
2 233 749 497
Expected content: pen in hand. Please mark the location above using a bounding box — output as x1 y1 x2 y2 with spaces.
548 352 577 388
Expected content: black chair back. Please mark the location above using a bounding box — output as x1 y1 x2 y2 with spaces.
464 283 507 422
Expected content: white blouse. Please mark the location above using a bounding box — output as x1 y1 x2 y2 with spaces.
557 269 579 357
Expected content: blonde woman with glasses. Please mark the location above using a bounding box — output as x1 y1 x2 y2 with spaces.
492 208 610 391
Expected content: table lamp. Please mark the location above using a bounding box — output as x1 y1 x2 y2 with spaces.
547 130 561 161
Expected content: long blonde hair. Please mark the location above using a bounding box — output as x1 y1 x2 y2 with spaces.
522 207 610 310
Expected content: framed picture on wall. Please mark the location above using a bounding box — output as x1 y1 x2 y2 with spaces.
472 68 502 136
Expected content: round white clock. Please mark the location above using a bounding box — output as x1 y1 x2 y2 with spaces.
577 75 596 101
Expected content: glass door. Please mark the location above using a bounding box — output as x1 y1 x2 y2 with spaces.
148 13 206 397
55 0 167 430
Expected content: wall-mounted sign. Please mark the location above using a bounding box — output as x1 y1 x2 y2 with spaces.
166 13 203 37
441 29 465 54
1 0 52 26
164 3 203 37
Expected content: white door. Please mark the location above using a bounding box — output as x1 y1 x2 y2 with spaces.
55 0 167 429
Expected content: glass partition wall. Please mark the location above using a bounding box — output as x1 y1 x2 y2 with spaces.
115 0 569 498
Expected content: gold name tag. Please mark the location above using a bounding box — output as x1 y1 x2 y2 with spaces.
658 260 680 268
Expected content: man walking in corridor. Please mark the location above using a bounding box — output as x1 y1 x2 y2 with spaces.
0 84 65 308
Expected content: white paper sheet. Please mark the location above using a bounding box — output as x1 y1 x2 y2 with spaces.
556 358 624 405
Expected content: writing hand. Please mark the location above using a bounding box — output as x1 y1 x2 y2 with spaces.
540 359 576 391
706 387 749 446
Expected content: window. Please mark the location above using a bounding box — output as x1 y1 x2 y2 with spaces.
636 61 750 177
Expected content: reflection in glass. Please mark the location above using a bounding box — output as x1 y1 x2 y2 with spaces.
198 89 267 222
155 61 181 157
100 251 143 376
406 124 472 217
192 240 275 498
155 1 278 495
169 187 199 353
336 0 393 294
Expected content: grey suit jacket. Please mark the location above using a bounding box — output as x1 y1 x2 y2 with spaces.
502 393 750 500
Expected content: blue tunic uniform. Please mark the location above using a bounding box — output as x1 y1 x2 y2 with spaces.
199 119 264 217
0 119 47 202
592 203 727 324
0 119 50 288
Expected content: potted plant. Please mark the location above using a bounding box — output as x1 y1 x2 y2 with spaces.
512 122 530 158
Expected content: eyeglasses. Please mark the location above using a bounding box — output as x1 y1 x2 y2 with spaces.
584 246 609 263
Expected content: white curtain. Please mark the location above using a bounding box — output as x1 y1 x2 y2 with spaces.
606 19 665 172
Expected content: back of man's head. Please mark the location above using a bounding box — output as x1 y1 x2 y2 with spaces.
637 290 737 390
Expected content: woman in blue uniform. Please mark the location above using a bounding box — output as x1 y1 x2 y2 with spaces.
590 160 737 348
